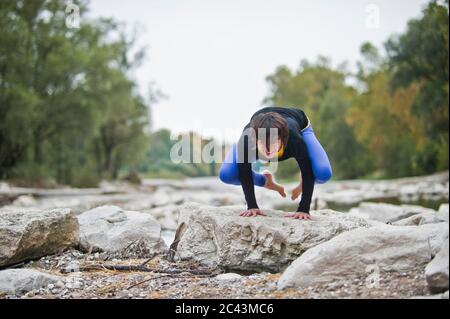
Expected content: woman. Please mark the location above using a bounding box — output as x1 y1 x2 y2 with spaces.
219 106 332 220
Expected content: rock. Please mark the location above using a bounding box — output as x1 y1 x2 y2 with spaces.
348 202 436 224
410 291 449 299
150 189 173 207
65 276 85 290
425 240 449 293
392 211 448 226
392 203 449 226
175 202 369 272
0 208 79 267
215 273 243 281
144 204 180 231
55 280 65 289
278 223 449 290
64 261 81 273
0 269 65 296
439 203 449 219
12 195 37 207
77 205 167 254
320 189 376 205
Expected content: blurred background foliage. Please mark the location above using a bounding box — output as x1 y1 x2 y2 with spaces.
0 0 448 187
265 0 449 181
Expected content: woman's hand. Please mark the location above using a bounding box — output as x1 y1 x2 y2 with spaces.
285 212 311 220
240 208 267 217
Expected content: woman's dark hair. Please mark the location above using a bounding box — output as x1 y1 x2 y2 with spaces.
250 112 289 151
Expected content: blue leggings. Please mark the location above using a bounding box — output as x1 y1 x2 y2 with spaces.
219 125 332 186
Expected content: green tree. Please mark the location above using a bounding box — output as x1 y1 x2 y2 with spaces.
385 0 449 172
264 57 369 180
0 0 152 186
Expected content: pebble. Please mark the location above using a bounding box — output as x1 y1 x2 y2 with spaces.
215 273 243 281
64 261 80 273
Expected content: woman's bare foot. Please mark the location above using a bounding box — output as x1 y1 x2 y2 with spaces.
291 184 303 200
262 170 286 198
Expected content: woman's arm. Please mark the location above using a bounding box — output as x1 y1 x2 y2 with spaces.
238 162 258 209
237 130 259 210
291 134 315 214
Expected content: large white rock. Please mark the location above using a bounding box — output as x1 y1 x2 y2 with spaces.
392 211 448 226
0 208 79 267
12 195 37 207
392 202 449 226
278 223 449 290
348 202 436 224
425 240 449 293
175 202 369 272
77 205 167 253
0 269 65 295
439 203 449 218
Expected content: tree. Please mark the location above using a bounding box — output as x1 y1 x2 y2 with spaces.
0 0 152 186
386 0 449 172
264 58 369 179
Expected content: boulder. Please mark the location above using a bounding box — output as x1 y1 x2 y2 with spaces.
175 202 369 273
439 203 449 219
12 195 37 207
278 223 449 290
392 211 448 226
144 204 180 231
77 205 167 254
348 202 436 224
392 202 449 226
0 208 79 267
0 269 65 296
425 240 449 293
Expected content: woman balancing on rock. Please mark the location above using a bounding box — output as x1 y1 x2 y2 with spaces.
219 107 332 220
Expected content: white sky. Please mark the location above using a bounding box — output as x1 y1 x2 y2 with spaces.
89 0 429 143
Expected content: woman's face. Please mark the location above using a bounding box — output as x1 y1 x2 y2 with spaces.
257 138 282 159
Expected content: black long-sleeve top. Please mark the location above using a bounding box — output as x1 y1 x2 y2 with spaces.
236 107 315 213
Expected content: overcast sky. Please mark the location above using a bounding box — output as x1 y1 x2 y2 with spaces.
89 0 429 143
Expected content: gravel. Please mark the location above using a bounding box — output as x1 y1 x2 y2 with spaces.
0 250 438 299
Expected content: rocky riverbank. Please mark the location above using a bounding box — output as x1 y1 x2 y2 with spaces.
1 171 449 299
1 251 445 299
